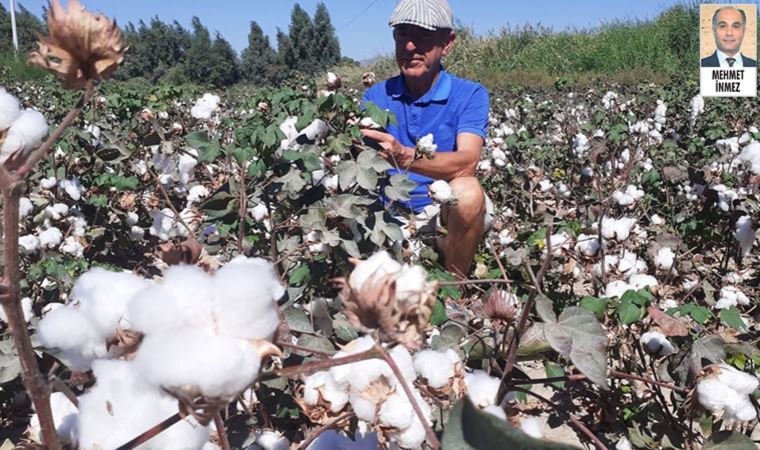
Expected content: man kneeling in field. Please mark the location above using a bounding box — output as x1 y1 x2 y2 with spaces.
360 0 492 277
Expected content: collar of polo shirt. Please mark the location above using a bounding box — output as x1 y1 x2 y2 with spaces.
389 68 452 103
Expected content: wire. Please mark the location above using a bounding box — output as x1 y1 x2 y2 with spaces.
336 0 381 32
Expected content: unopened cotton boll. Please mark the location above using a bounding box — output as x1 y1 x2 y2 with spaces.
349 251 402 292
520 417 544 439
0 87 21 130
0 109 48 164
654 247 675 271
640 331 674 357
429 180 454 203
413 349 458 388
78 360 211 449
465 370 501 408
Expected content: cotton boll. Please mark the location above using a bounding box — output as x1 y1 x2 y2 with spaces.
213 257 283 340
388 345 417 386
650 214 664 225
715 286 750 310
726 398 758 422
190 93 220 120
323 174 339 191
734 216 754 257
349 251 402 292
593 255 619 278
148 208 177 240
349 388 378 422
178 148 199 185
697 378 739 414
617 251 647 276
305 230 328 254
330 337 386 391
716 364 759 395
78 360 211 450
134 331 262 399
394 265 429 303
628 274 658 291
59 178 85 201
465 370 500 408
19 234 40 255
429 180 454 203
37 307 106 370
378 393 414 429
248 431 290 450
249 203 268 222
358 117 382 130
300 119 329 141
520 417 544 439
1 297 33 324
416 133 437 154
39 227 63 249
60 236 85 258
413 350 456 389
616 437 633 450
575 233 602 256
392 417 427 449
654 247 675 271
19 197 33 219
605 280 632 299
28 392 78 445
303 371 349 413
0 87 21 130
130 226 145 241
44 203 70 221
640 331 674 357
0 109 48 164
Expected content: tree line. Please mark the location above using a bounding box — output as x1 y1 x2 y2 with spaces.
0 2 349 87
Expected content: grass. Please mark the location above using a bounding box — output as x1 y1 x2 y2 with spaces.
0 52 49 81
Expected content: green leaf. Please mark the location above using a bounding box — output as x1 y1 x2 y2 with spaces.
678 303 713 325
185 130 221 162
535 294 557 323
543 361 565 388
543 307 609 389
276 168 307 193
702 431 757 450
337 160 358 190
431 300 447 326
580 296 608 319
442 397 579 450
719 307 746 330
87 194 108 208
288 264 311 287
94 173 139 190
617 298 643 325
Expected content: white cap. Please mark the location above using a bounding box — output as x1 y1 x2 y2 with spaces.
389 0 454 31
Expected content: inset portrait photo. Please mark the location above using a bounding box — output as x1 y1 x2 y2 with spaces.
700 4 757 96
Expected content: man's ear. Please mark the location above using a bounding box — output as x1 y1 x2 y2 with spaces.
441 30 456 56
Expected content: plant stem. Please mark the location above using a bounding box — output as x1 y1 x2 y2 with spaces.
115 413 183 450
569 416 609 450
438 279 512 287
1 171 61 450
376 344 441 450
510 371 689 394
214 412 231 450
262 348 381 381
237 164 246 254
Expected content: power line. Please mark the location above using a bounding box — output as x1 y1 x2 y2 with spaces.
336 0 381 33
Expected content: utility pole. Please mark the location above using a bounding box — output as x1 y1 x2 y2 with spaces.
9 0 19 53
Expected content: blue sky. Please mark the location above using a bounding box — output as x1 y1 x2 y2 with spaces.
9 0 687 61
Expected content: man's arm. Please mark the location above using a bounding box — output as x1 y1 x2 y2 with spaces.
360 129 483 181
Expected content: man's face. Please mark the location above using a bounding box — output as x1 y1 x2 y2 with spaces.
713 8 745 56
393 25 455 79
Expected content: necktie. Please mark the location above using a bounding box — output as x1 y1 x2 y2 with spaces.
727 57 736 67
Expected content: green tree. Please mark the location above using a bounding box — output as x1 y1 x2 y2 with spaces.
184 16 214 83
313 3 341 70
208 32 239 87
285 4 318 73
240 21 278 85
0 3 44 54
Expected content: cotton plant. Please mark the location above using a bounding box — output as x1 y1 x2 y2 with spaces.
0 88 49 167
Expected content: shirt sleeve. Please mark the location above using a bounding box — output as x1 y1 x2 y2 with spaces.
456 84 489 139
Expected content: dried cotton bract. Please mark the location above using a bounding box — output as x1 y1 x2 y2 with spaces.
340 252 437 349
28 0 127 89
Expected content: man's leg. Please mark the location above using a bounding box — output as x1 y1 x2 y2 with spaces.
440 176 485 277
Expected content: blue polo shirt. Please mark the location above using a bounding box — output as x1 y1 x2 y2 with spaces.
361 69 489 213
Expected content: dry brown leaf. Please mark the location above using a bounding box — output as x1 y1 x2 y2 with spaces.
647 306 689 337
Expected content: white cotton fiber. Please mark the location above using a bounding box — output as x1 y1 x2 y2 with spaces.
0 88 21 130
520 417 544 439
413 349 456 388
178 148 199 185
349 251 402 292
483 405 507 420
394 265 429 303
349 388 378 422
19 197 33 219
59 178 84 201
378 392 414 429
77 360 211 450
330 337 386 391
429 180 453 203
39 227 63 249
190 93 220 120
0 109 48 163
28 392 79 445
248 431 290 450
640 331 674 357
716 364 759 395
303 371 349 413
654 247 675 271
70 268 151 339
387 345 417 386
134 330 262 399
18 234 40 255
391 418 427 449
465 370 501 408
734 216 754 257
37 306 107 370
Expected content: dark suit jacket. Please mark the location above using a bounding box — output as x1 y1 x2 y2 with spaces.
701 51 757 67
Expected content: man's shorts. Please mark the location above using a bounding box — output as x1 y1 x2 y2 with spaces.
392 192 495 252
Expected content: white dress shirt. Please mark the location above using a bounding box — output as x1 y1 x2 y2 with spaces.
717 49 745 68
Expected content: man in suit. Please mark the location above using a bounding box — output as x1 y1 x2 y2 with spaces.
701 6 757 68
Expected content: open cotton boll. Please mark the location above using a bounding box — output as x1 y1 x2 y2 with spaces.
616 437 633 450
60 236 85 258
738 142 760 175
303 371 349 413
640 331 674 357
59 177 85 201
148 208 178 240
0 109 48 163
0 297 32 324
617 251 647 276
19 197 33 219
605 280 633 299
39 227 63 249
213 257 284 340
716 364 759 395
186 184 210 207
575 233 603 256
178 148 199 185
734 216 754 257
330 338 387 392
248 431 290 450
19 234 40 255
44 203 70 221
520 417 544 439
429 180 454 203
465 370 501 408
37 307 107 370
628 274 658 291
0 87 21 130
654 247 675 271
715 286 750 310
305 230 328 254
71 268 152 339
416 133 437 157
413 349 457 389
546 231 571 256
135 331 262 399
78 360 211 450
349 251 402 292
28 392 78 445
190 93 220 120
300 119 329 141
395 265 429 303
249 203 269 222
392 419 427 449
612 185 645 206
349 387 379 422
387 345 417 386
378 392 415 429
697 365 758 422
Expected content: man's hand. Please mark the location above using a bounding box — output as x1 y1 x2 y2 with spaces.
360 129 414 169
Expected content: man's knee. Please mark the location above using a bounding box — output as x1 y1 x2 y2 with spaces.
449 176 485 220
